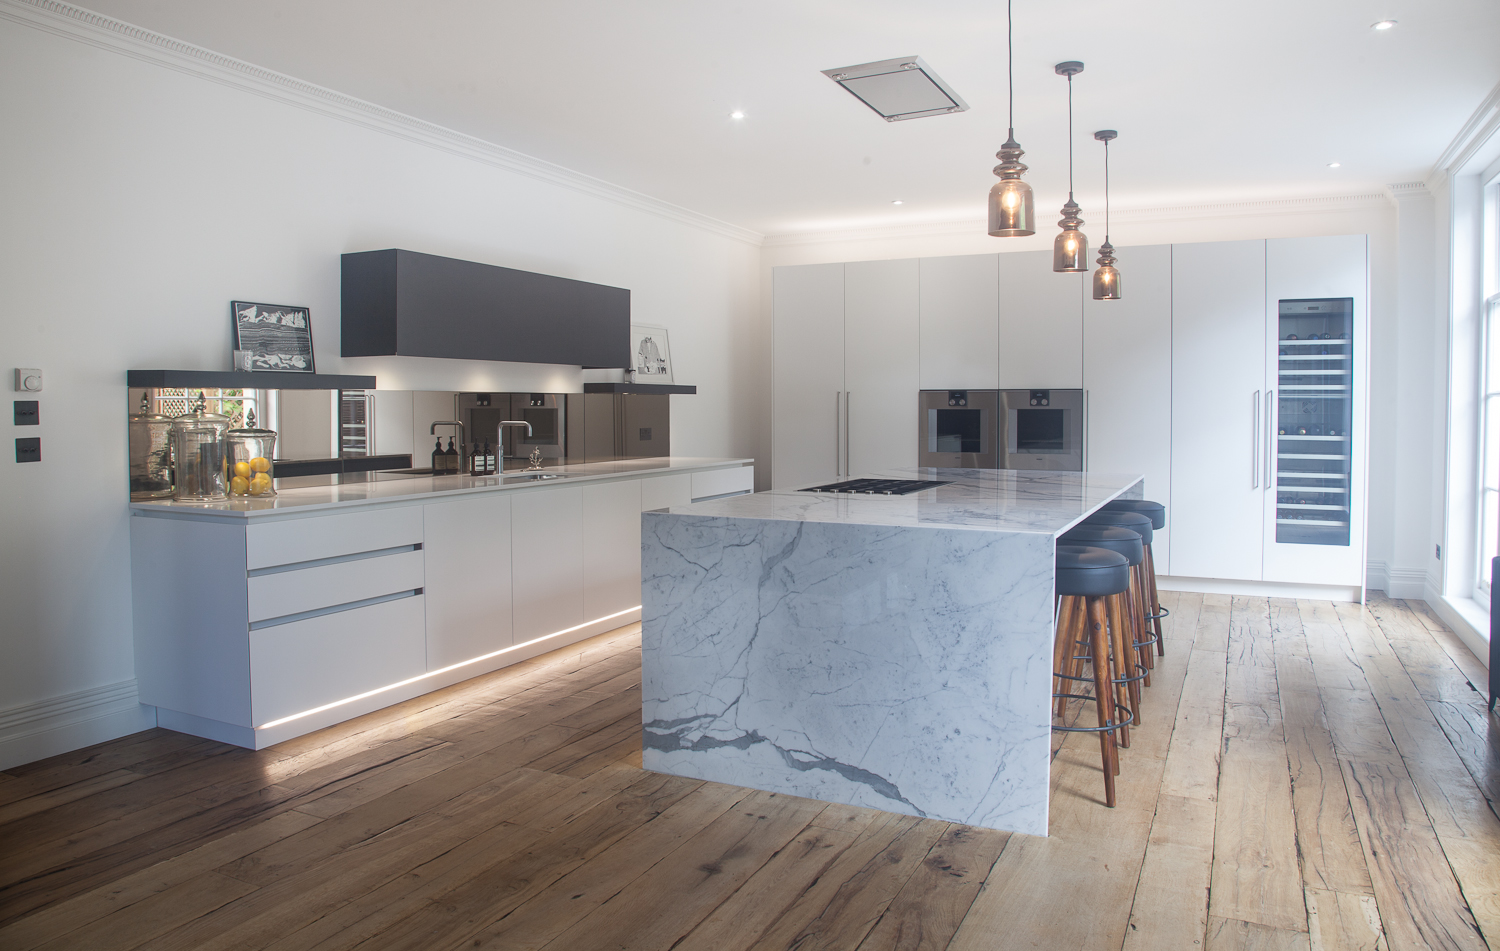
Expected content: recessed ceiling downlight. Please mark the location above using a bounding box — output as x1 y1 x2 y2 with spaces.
1328 162 1342 168
891 200 904 205
1371 19 1396 30
729 110 746 119
821 57 970 122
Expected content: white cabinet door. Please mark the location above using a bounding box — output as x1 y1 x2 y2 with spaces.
845 259 919 475
773 263 844 487
583 479 643 622
997 250 1084 388
511 486 584 643
423 493 513 668
642 472 692 510
1262 234 1369 586
1170 240 1267 581
1083 244 1174 570
919 254 999 389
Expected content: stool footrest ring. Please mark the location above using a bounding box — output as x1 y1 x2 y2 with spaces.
1050 695 1135 733
1114 664 1150 686
1148 606 1170 620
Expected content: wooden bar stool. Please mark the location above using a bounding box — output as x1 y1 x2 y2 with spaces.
1053 544 1134 808
1082 510 1160 666
1059 524 1150 719
1101 499 1168 656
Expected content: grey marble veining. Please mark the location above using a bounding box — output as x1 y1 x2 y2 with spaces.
663 467 1143 535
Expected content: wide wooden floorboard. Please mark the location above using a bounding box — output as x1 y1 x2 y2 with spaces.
1 604 1494 950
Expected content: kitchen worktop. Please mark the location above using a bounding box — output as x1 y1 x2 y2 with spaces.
663 467 1142 535
130 456 753 521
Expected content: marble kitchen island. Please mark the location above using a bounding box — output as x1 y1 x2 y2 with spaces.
641 468 1143 836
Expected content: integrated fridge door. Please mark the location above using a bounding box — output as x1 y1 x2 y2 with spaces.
1262 235 1368 589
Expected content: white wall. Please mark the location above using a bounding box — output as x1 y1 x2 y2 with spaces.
0 12 762 766
761 196 1428 594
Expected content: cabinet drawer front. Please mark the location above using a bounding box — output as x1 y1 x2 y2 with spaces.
641 473 692 511
250 594 426 725
690 466 754 501
248 549 425 623
246 506 423 570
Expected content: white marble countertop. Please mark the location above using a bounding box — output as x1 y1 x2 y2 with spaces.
658 468 1142 536
130 456 753 521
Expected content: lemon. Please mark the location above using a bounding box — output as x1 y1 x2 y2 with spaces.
233 461 252 478
230 475 250 495
248 474 271 495
250 457 271 473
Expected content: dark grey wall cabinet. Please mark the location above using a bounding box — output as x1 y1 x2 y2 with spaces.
341 249 630 368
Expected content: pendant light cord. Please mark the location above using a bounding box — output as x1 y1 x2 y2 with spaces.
1067 73 1075 200
1006 0 1014 138
1104 136 1110 243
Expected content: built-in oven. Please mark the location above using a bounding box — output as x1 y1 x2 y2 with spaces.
918 390 998 468
457 393 566 468
998 389 1083 471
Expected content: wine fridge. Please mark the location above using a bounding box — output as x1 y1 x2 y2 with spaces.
1273 298 1354 546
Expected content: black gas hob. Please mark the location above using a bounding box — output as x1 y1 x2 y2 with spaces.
799 478 952 496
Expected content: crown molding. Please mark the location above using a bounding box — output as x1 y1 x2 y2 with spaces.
1429 78 1500 179
0 0 765 247
1387 181 1432 200
762 192 1393 249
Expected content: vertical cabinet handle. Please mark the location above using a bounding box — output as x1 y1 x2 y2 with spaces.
1265 390 1275 487
1252 391 1260 488
835 391 843 478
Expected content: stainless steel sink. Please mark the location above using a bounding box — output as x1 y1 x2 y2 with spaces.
505 472 566 481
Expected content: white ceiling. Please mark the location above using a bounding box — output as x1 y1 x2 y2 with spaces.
76 0 1500 236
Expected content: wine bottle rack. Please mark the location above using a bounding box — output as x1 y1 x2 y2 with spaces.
1274 300 1354 547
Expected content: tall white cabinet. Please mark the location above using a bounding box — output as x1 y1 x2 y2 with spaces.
772 260 918 486
998 250 1084 388
1084 244 1174 569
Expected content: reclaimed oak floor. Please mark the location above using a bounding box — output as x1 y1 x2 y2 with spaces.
0 593 1495 950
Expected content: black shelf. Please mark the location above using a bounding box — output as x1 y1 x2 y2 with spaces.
127 370 378 390
583 382 697 395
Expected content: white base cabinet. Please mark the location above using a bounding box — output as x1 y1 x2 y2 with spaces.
132 462 753 749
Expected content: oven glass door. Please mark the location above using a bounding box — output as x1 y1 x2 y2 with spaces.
918 390 998 468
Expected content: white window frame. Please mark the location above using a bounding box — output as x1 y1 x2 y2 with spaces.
1473 170 1500 603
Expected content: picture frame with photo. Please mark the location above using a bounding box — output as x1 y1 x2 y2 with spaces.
232 301 315 373
630 324 673 384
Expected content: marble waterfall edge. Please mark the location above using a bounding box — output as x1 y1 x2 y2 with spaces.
641 512 1056 836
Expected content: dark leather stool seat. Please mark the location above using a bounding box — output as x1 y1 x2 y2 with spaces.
1055 545 1130 596
1102 498 1166 531
1060 525 1143 567
1083 510 1153 545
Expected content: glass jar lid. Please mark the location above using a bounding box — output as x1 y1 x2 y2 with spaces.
172 392 230 427
129 392 172 422
226 407 275 437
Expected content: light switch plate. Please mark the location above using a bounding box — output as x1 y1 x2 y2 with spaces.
13 401 38 426
15 437 40 463
14 368 42 392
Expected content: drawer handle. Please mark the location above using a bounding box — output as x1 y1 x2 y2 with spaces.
247 543 422 577
249 588 423 630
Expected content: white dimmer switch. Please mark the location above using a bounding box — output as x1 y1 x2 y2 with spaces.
14 368 42 392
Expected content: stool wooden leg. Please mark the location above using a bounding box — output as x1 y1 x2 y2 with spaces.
1145 543 1165 655
1053 596 1076 718
1130 564 1154 684
1109 591 1142 734
1106 592 1133 751
1086 595 1118 807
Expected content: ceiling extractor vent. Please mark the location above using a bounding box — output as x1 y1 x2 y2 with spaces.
821 57 970 122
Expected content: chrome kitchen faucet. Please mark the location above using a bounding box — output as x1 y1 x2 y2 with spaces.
497 420 533 469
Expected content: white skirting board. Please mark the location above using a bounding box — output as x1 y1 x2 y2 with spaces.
1159 575 1363 603
0 680 157 772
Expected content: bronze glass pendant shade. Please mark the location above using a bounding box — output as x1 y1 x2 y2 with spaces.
988 0 1035 237
1092 129 1122 300
1052 62 1088 272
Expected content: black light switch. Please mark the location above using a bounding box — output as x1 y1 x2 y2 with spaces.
13 401 38 426
639 428 652 441
16 437 40 463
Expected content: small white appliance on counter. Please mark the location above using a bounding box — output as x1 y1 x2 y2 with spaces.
918 389 1083 471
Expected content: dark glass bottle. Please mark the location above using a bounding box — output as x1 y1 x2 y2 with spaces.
481 438 495 474
431 437 444 472
444 437 459 473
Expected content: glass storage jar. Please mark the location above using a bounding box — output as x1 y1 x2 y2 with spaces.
128 393 174 500
170 393 231 501
224 409 277 498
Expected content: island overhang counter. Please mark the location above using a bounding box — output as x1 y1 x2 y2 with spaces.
640 468 1144 837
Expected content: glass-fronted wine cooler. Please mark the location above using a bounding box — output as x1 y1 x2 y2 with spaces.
1274 298 1354 547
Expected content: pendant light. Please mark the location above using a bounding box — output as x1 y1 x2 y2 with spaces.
1052 61 1088 272
1092 129 1122 300
987 0 1035 236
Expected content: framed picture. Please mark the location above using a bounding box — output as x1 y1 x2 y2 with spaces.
232 301 315 372
630 324 673 384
